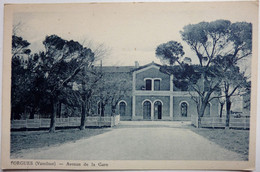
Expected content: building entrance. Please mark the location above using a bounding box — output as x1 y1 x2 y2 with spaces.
143 101 151 120
154 101 162 120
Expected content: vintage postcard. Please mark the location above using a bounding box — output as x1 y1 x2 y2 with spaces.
1 1 259 170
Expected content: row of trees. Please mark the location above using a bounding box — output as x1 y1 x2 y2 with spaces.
11 33 130 132
156 20 252 128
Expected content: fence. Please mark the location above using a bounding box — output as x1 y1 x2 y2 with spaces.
11 115 120 129
191 116 250 129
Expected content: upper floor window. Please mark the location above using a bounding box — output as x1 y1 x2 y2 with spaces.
154 79 160 91
145 79 152 90
144 78 161 91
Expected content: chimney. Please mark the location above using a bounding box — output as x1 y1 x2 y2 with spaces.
135 61 139 68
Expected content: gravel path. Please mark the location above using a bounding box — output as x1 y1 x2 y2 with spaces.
12 121 244 160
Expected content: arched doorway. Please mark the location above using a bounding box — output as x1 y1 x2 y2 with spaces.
154 101 162 120
143 101 151 120
180 102 188 117
119 101 126 116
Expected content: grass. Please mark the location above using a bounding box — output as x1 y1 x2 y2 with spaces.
11 127 111 155
190 127 249 160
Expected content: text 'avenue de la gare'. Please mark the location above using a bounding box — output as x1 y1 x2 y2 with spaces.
11 161 109 167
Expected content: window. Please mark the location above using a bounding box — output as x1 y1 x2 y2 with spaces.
180 102 188 117
143 101 151 119
119 102 126 116
145 79 152 90
154 79 160 91
144 78 161 91
154 101 162 119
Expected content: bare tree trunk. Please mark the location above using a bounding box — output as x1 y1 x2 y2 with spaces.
111 105 116 116
80 100 86 130
197 110 203 128
29 108 35 119
49 98 58 133
220 102 224 118
226 96 231 128
57 102 61 118
101 104 105 117
197 100 207 128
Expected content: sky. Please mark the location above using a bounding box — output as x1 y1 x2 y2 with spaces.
12 2 257 66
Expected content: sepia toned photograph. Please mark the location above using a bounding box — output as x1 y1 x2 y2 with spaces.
1 1 258 170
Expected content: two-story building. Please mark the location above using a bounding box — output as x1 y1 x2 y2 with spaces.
94 61 219 121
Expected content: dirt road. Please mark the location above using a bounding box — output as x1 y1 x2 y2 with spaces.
12 121 244 160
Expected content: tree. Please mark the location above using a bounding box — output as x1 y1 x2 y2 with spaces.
12 35 31 59
223 69 247 127
218 97 225 118
155 41 185 65
213 55 249 127
105 74 131 116
94 71 131 117
11 35 33 119
72 66 103 130
157 20 252 127
38 35 94 132
180 20 251 127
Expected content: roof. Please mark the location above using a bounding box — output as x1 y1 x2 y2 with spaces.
101 66 135 73
132 61 162 72
99 62 166 74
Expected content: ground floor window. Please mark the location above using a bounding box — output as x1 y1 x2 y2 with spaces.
119 101 126 116
180 102 188 117
143 101 151 119
154 101 162 119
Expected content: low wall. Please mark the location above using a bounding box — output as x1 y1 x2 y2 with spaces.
191 116 250 129
11 115 120 129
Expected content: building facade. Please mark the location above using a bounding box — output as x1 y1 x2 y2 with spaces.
97 62 220 121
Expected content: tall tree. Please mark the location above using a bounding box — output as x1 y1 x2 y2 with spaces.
213 55 249 127
218 97 225 118
72 66 102 130
157 20 252 127
95 71 131 117
105 73 131 116
39 35 94 132
181 20 251 127
11 35 32 119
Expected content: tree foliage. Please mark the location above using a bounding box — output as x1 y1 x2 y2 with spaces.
155 41 185 65
157 20 252 127
11 34 98 132
11 35 33 119
40 35 95 132
71 66 103 130
180 20 252 67
213 55 249 127
180 20 252 115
